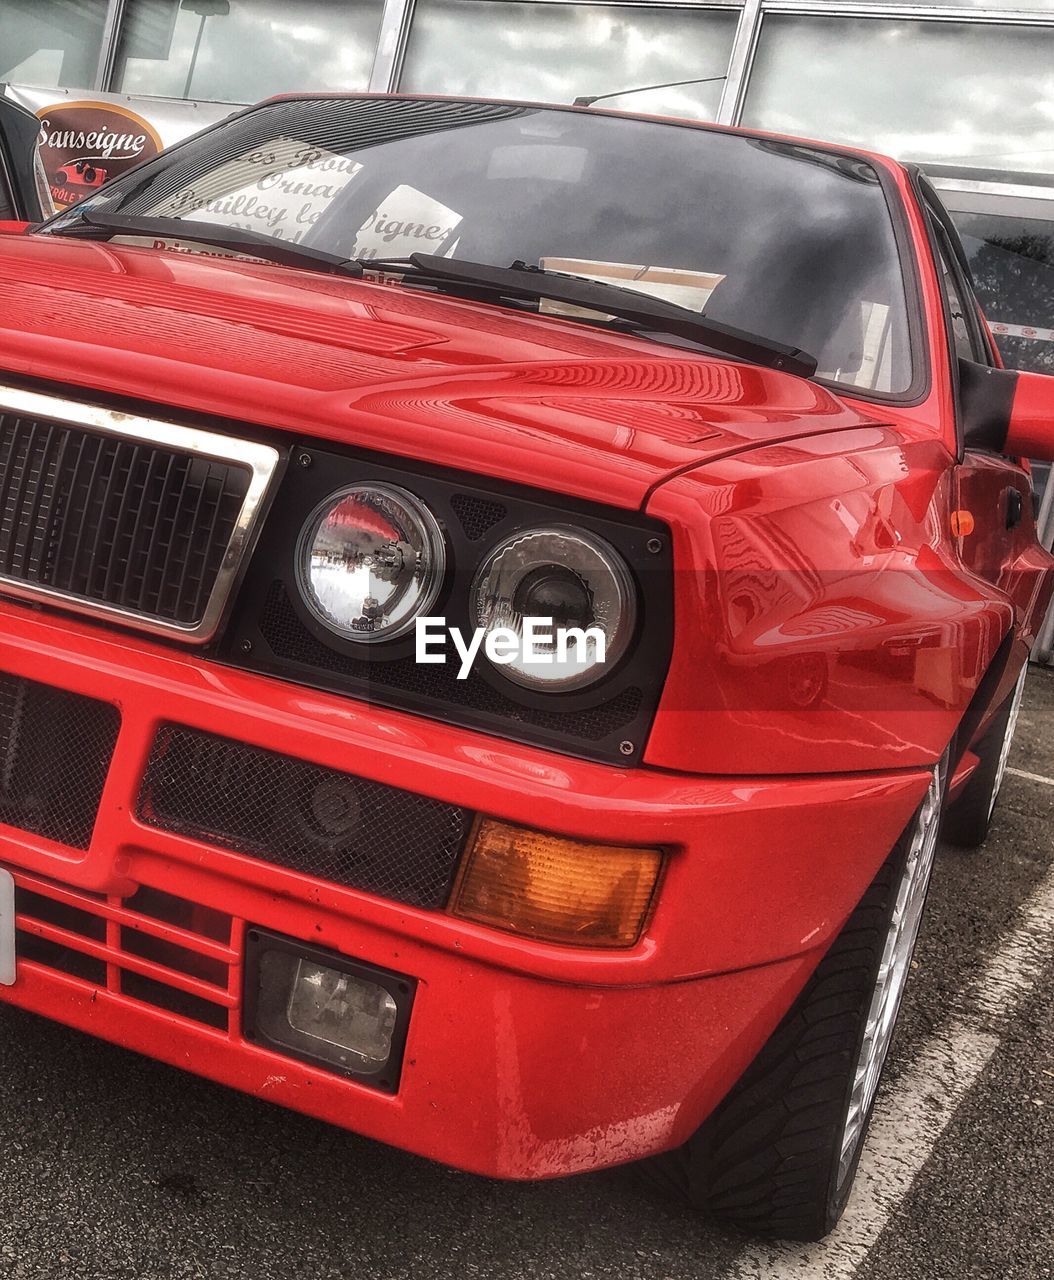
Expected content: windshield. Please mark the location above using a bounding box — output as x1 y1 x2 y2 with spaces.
45 96 915 396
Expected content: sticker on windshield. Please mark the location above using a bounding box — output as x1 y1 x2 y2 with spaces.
537 258 725 320
110 235 272 265
859 301 893 392
819 300 894 393
146 139 362 243
352 186 463 261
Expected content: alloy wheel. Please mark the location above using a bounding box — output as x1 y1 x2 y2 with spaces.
990 664 1028 820
835 758 946 1193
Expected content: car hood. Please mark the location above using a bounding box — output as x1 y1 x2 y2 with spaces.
0 234 881 508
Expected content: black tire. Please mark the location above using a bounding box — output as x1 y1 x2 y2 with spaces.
641 774 942 1240
942 666 1027 848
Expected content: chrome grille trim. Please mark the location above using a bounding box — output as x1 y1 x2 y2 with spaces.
0 383 281 642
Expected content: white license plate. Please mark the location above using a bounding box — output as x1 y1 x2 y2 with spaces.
0 868 14 986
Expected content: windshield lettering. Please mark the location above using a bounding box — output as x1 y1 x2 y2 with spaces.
50 98 914 394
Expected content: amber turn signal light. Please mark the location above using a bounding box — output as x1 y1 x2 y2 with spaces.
451 818 663 947
951 509 976 537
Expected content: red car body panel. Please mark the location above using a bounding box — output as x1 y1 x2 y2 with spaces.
0 600 931 1175
0 104 1051 1180
0 234 877 510
3 930 817 1179
644 430 1048 775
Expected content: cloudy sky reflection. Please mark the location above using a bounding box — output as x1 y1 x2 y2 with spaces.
401 0 738 121
743 14 1054 174
117 0 382 102
79 0 1054 179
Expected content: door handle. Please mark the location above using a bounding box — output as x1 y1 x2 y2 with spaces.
1006 488 1024 529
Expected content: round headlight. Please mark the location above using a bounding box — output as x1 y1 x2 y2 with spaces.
471 526 637 690
298 484 445 642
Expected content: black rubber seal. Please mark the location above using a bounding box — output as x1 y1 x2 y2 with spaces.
959 358 1018 453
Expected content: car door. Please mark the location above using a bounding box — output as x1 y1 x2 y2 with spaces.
0 94 52 222
924 193 1044 635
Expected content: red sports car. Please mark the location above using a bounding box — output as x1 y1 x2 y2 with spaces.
0 95 1052 1241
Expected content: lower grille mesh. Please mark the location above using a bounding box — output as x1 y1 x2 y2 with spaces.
138 725 472 909
0 673 120 849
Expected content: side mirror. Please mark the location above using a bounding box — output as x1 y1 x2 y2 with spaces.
960 359 1054 462
1004 367 1054 462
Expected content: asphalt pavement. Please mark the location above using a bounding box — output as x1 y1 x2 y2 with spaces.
1 670 1052 1280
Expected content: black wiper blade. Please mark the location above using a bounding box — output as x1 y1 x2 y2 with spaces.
50 210 364 278
392 253 817 377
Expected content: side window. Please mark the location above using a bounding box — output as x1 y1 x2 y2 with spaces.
926 207 989 366
936 236 985 363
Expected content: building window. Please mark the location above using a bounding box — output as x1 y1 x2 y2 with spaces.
742 15 1054 175
111 0 385 103
0 0 108 90
842 0 1054 8
400 1 740 122
956 210 1054 375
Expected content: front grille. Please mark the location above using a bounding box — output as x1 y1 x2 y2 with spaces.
0 410 251 626
9 867 238 1032
138 726 472 909
0 673 119 849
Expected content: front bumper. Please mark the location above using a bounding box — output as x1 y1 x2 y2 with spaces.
0 601 932 1178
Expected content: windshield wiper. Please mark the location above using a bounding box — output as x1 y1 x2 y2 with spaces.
367 253 816 377
44 213 815 375
48 209 364 278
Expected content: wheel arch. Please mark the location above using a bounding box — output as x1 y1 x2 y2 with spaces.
645 426 1019 774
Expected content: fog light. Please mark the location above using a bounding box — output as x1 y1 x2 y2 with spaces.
244 930 415 1091
452 819 663 947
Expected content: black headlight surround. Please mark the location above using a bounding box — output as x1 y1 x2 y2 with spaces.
222 440 673 765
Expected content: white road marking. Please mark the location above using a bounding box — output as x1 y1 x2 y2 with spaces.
1006 767 1054 788
723 863 1054 1280
972 871 1054 1021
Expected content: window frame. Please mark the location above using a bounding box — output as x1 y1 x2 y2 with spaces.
911 168 999 457
931 212 989 368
